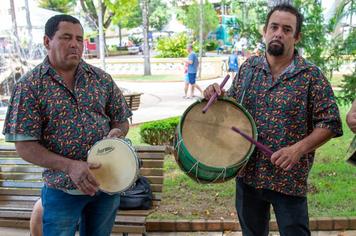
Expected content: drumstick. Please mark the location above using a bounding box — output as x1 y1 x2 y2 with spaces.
202 74 230 113
231 126 273 157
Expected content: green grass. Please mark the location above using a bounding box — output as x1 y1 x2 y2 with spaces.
308 104 356 217
127 125 149 146
330 74 345 88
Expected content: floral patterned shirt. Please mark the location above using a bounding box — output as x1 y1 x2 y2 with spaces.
3 57 132 191
227 53 343 197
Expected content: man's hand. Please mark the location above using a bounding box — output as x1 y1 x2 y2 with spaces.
270 145 303 171
203 83 225 100
67 160 101 196
107 128 125 138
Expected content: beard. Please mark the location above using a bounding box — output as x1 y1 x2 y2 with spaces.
267 40 284 56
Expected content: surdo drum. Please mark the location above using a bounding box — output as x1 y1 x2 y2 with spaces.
174 98 257 183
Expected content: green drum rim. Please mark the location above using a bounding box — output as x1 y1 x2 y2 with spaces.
174 97 258 182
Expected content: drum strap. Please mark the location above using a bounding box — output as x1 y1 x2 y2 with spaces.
239 67 256 105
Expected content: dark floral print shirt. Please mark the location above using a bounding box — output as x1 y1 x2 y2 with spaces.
227 53 343 197
3 57 132 191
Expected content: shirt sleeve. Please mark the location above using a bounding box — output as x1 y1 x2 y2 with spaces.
309 70 343 137
227 60 247 100
105 75 133 123
3 80 42 142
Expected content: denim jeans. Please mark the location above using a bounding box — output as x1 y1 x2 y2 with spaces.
41 185 120 236
235 178 311 236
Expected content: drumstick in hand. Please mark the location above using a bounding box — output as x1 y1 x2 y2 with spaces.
231 126 273 157
202 74 230 113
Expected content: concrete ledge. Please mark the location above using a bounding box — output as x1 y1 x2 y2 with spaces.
146 217 356 232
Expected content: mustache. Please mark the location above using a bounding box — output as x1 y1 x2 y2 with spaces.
68 49 79 54
269 40 283 46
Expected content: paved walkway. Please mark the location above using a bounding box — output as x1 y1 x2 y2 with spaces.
117 77 231 124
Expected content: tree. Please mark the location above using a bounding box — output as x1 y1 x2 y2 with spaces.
117 0 171 31
181 1 219 40
231 0 268 49
9 0 21 57
326 0 356 104
24 0 32 55
38 0 76 13
142 0 151 75
149 4 170 31
294 0 327 70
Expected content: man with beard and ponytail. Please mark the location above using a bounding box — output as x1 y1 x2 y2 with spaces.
203 4 342 236
3 14 132 236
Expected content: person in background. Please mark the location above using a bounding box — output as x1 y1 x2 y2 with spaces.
183 62 190 99
185 44 203 98
228 48 239 79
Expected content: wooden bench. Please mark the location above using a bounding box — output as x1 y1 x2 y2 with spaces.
124 93 143 123
0 145 166 235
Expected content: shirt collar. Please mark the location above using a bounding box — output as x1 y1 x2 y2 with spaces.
256 50 310 78
39 56 93 78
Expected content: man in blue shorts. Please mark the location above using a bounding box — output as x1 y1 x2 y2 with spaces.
185 44 203 98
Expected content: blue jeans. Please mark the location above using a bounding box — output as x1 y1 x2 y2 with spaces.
41 185 120 236
236 178 310 236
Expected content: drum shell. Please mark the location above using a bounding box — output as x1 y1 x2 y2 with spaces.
174 98 257 183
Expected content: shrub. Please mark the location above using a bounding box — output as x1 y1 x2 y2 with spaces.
139 117 180 145
204 39 218 51
156 33 188 58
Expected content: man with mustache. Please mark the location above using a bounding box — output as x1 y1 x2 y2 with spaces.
204 4 342 236
3 15 132 235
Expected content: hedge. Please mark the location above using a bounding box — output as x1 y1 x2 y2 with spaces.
139 117 180 145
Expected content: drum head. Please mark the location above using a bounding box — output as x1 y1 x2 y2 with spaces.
182 99 255 168
87 139 138 193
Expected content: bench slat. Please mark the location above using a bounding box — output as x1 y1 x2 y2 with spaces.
0 174 163 184
0 189 162 202
112 225 145 233
0 158 164 168
0 166 42 172
0 219 29 228
0 173 42 180
140 168 163 176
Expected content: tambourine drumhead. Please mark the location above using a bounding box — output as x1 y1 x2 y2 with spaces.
174 98 257 183
87 138 139 193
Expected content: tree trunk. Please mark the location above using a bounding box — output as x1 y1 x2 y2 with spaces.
142 0 151 76
198 0 203 80
9 0 21 57
119 23 122 47
24 0 32 58
98 0 106 70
